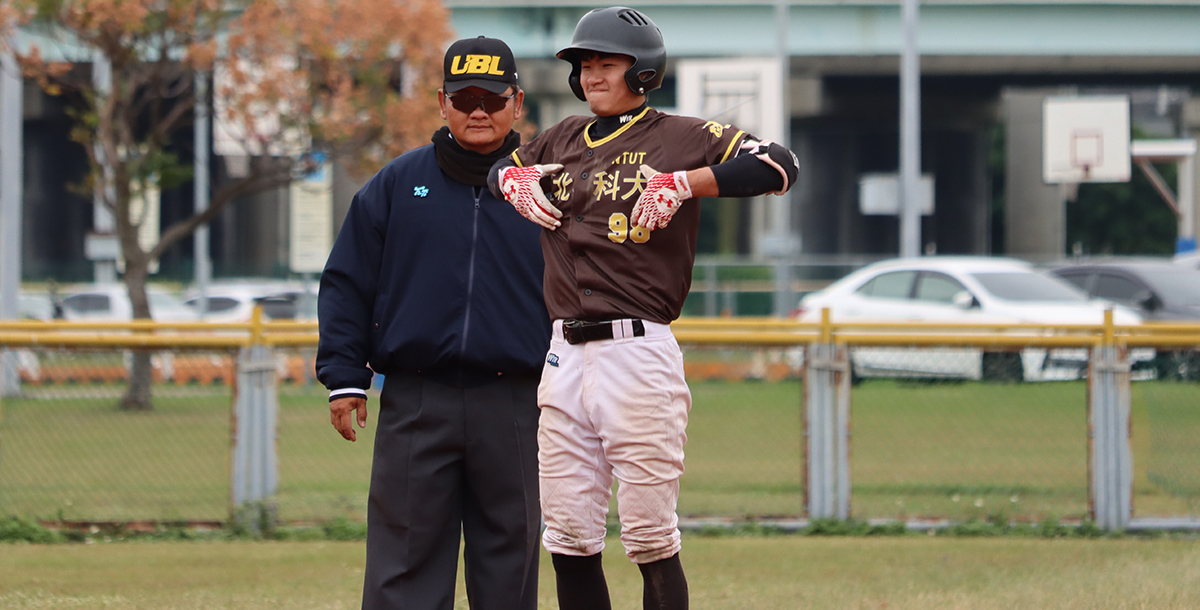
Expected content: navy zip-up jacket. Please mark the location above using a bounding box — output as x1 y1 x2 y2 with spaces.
316 143 551 393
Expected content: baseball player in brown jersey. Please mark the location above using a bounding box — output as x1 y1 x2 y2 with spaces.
487 7 799 610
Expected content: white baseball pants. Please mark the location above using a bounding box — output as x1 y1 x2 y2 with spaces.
537 319 691 564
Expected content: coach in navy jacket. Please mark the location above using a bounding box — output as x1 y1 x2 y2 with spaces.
316 131 550 391
317 36 550 610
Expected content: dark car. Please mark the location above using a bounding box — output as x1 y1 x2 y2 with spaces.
1049 260 1200 378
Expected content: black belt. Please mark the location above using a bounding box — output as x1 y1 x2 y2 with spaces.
562 319 645 345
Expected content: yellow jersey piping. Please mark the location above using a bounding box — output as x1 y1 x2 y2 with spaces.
510 151 523 167
583 107 652 148
719 130 745 164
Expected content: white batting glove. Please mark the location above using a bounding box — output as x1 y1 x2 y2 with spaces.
499 164 564 230
631 164 693 231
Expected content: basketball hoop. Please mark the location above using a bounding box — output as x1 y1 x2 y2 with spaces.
1043 96 1130 185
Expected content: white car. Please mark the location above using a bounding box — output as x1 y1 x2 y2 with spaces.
18 292 56 321
182 280 306 323
256 288 319 322
795 257 1144 381
61 285 198 322
1175 251 1200 271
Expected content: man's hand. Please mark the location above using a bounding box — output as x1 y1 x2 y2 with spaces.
499 164 565 230
631 164 693 231
330 396 368 442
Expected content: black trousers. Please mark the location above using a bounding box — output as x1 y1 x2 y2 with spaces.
362 371 541 610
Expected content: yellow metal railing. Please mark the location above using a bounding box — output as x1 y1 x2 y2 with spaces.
1 308 1199 349
0 307 318 349
672 309 1200 348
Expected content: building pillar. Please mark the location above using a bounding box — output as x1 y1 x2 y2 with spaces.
1004 88 1070 260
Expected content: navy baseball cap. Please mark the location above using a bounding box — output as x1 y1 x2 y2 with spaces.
443 36 519 94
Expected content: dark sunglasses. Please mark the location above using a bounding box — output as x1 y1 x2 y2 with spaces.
445 91 515 114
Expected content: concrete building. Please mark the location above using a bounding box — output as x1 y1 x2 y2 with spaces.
6 1 1200 282
449 0 1200 261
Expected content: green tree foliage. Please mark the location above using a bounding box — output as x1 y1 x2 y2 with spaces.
1067 163 1179 256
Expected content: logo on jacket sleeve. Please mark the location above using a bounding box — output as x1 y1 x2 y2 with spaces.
547 353 560 367
413 186 429 198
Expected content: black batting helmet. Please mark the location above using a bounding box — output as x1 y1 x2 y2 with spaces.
556 7 666 102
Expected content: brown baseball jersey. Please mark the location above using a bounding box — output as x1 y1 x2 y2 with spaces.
511 107 749 325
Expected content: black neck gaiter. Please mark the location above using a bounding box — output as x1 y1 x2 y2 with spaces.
589 103 648 141
432 126 521 187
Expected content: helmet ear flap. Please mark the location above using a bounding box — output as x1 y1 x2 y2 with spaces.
624 67 659 98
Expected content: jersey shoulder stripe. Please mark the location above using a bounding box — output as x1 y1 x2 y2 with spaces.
719 130 745 164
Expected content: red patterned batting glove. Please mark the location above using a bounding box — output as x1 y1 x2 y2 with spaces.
499 164 564 230
631 164 693 231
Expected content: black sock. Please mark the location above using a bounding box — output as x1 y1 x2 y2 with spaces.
639 553 689 610
551 552 612 610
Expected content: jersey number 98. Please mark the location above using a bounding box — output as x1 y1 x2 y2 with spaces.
608 213 650 244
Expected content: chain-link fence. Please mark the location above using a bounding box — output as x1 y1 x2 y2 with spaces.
1 320 1197 531
0 343 373 524
274 354 373 523
678 346 804 519
0 347 236 522
1132 351 1200 520
846 348 1090 523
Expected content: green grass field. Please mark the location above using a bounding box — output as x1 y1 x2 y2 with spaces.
3 537 1200 609
2 376 1199 523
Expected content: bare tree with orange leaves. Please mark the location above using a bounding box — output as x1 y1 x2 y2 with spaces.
0 0 450 410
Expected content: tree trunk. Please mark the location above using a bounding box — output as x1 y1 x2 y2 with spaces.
120 257 155 411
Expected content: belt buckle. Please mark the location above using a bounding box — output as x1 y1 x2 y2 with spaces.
562 319 585 345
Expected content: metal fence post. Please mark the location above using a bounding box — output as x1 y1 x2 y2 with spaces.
232 346 249 506
248 345 264 502
1089 309 1132 530
835 343 852 521
806 309 850 519
804 342 826 518
263 344 279 498
231 308 279 512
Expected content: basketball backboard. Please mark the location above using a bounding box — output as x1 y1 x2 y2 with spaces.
1043 95 1131 184
676 58 783 142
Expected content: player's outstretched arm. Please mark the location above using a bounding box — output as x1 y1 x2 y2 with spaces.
488 158 565 230
631 139 798 232
710 139 800 197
